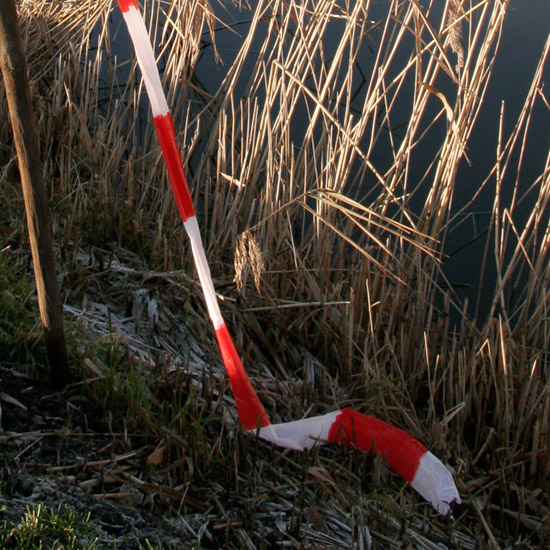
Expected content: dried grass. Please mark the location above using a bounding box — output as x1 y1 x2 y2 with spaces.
1 0 549 546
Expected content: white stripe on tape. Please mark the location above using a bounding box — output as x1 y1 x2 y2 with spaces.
411 451 461 515
253 411 341 451
184 216 225 329
122 6 169 117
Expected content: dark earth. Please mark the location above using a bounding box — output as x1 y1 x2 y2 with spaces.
0 365 191 548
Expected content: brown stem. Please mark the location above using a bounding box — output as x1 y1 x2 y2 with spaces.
0 0 70 388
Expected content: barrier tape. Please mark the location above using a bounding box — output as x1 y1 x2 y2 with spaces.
116 0 460 514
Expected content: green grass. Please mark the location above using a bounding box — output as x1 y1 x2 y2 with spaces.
0 504 99 549
0 503 163 549
83 339 156 430
0 249 48 373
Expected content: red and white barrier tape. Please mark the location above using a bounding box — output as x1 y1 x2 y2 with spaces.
116 0 460 514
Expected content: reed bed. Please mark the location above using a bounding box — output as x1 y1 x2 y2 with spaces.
1 0 549 546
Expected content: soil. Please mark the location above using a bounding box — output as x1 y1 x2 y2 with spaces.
0 364 472 550
0 365 188 549
0 246 477 549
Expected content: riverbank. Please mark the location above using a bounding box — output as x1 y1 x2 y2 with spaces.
1 1 548 547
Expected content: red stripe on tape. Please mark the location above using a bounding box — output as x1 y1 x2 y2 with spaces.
328 409 426 483
215 324 270 430
117 0 138 12
153 114 195 222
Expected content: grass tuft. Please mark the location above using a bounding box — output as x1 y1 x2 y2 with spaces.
0 248 48 373
0 504 99 550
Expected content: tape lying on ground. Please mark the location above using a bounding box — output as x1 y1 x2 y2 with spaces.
117 0 461 515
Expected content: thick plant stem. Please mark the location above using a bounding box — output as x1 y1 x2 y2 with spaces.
0 0 70 388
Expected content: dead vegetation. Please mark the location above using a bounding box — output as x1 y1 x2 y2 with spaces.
1 0 549 547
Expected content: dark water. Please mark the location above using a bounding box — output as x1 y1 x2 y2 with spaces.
110 1 550 325
445 0 550 323
192 1 550 324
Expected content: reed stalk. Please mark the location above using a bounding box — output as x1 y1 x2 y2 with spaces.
1 0 548 544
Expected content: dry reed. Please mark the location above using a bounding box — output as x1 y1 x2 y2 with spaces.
1 0 549 546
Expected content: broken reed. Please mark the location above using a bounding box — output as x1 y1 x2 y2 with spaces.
1 0 549 537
